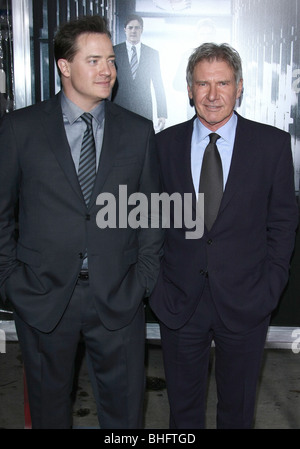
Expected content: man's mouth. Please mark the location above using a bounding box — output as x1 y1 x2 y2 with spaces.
204 105 221 111
95 80 111 87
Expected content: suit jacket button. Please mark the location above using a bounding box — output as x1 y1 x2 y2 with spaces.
207 239 213 245
79 252 84 259
86 214 90 221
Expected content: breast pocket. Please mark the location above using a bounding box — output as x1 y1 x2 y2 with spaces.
106 156 142 194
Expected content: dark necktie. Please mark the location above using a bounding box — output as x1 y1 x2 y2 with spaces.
199 133 223 230
78 113 96 206
130 45 138 79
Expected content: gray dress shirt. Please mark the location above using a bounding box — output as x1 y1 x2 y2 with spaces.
61 92 105 269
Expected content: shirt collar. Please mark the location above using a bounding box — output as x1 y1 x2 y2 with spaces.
126 40 141 52
194 112 237 145
61 90 105 125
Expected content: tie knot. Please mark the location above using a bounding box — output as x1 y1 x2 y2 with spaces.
81 113 93 127
209 133 220 145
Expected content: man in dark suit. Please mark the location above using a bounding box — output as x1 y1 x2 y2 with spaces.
112 14 167 131
150 43 298 428
0 15 163 429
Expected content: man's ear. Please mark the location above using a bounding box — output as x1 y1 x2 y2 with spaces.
57 59 70 78
236 78 243 99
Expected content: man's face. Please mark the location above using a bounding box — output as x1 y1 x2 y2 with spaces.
58 32 116 111
124 20 143 45
188 59 243 131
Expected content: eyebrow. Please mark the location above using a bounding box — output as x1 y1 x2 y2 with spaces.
86 54 116 59
195 79 232 83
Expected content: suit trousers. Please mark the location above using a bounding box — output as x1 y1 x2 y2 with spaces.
159 281 270 429
14 277 145 429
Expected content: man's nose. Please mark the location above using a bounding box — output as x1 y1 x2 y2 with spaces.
207 84 218 100
99 61 112 75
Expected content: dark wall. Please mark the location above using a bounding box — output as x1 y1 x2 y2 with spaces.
271 207 300 326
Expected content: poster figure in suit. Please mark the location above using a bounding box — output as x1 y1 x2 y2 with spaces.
0 15 163 429
112 14 168 131
150 43 298 428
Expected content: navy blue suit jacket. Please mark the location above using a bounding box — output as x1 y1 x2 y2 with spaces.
150 113 298 332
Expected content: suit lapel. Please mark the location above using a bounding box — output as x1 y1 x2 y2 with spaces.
41 97 130 210
40 94 84 203
164 117 199 230
88 101 122 208
218 113 255 215
120 42 131 73
172 117 196 198
137 44 146 75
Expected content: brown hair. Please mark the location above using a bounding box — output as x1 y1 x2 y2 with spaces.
54 15 111 76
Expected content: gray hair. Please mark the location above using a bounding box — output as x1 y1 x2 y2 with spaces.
186 43 243 87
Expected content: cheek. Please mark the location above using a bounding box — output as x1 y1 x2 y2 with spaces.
225 93 239 107
110 66 117 79
71 67 92 84
192 90 206 104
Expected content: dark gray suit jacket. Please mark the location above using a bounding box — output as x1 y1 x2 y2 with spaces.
0 93 163 332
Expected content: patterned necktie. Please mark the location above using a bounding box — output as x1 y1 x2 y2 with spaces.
78 113 96 206
130 45 138 79
199 133 223 230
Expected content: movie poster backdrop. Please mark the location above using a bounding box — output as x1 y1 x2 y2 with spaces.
113 0 300 326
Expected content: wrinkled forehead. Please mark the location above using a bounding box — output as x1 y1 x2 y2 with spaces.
194 57 240 83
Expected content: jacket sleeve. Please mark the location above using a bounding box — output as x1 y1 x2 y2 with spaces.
136 123 164 297
0 113 20 297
